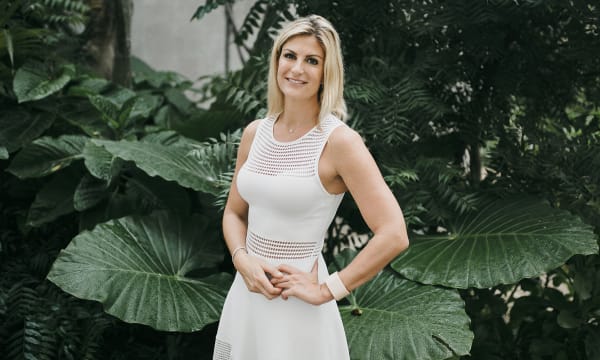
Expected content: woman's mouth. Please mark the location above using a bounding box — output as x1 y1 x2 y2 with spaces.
286 78 307 85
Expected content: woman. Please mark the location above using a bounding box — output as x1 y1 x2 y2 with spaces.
213 14 409 360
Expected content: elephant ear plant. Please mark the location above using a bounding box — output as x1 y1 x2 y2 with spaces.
1 1 242 354
47 211 230 332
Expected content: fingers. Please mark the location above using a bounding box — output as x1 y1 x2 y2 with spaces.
267 265 323 304
271 262 318 288
281 287 294 300
248 276 280 300
271 277 291 288
257 263 284 299
239 257 282 299
245 259 320 301
262 263 284 279
254 272 282 298
277 263 301 275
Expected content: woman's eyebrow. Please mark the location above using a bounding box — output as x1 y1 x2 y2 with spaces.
282 48 323 58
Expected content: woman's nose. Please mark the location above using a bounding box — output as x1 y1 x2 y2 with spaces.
291 60 304 74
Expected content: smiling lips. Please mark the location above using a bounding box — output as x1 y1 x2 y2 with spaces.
286 77 307 85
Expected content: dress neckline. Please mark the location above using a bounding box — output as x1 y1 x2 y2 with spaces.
269 114 319 145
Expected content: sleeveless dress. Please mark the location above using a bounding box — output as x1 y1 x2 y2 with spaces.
213 114 350 360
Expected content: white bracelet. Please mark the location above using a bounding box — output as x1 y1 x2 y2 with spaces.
231 246 247 262
325 272 350 301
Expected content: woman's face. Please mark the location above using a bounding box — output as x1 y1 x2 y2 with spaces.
276 35 324 103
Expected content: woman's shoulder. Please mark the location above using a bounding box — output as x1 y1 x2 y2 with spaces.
325 122 370 173
238 119 264 155
327 118 363 149
242 114 276 136
241 116 270 139
243 118 262 134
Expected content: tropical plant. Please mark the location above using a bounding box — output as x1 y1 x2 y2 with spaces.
1 1 236 358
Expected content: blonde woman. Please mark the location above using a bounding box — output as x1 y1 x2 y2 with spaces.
213 14 409 360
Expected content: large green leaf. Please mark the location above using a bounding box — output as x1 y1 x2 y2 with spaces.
78 191 139 231
76 169 192 230
73 173 109 212
170 108 243 140
0 108 55 153
332 249 473 360
141 130 204 148
27 166 80 227
87 92 159 132
128 93 162 120
58 100 113 138
47 211 230 332
392 197 599 289
92 138 228 195
7 135 87 178
125 173 192 215
88 94 120 127
0 146 7 159
82 140 122 183
66 76 111 97
13 62 75 103
131 56 187 89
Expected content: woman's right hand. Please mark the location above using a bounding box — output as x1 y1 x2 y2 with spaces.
233 252 284 299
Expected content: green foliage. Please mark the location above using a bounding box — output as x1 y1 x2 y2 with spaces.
1 281 112 360
0 0 89 82
463 256 600 359
32 0 89 30
47 211 231 332
91 134 233 195
7 135 87 178
26 165 81 227
13 62 75 103
1 1 238 356
0 106 55 153
392 197 598 288
333 249 473 360
190 0 234 21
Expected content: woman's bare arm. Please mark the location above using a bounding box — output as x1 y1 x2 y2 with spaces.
272 125 409 304
329 126 409 292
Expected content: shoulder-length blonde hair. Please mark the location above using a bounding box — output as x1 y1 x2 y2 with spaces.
266 14 347 122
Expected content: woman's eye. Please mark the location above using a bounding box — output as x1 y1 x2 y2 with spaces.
283 53 295 60
307 58 319 65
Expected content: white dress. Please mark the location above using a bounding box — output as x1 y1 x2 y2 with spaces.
213 114 350 360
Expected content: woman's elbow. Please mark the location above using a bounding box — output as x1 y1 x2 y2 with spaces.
391 228 409 256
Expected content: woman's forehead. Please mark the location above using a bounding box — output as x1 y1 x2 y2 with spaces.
282 35 324 56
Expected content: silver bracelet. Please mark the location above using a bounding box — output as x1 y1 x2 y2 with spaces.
231 246 247 262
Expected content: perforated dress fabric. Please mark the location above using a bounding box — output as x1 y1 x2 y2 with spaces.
213 114 350 360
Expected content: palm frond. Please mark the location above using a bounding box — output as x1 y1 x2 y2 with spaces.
191 0 234 21
186 129 242 210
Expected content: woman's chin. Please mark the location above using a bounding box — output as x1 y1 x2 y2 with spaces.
281 89 318 102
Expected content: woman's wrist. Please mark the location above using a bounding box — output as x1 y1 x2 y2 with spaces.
232 250 249 271
231 246 247 261
324 272 350 301
319 283 335 303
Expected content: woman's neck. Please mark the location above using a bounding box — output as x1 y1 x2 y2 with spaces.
280 98 320 128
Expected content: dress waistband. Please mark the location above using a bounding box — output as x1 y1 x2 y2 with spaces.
246 231 321 260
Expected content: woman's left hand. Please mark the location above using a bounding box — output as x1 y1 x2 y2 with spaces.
271 261 333 305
